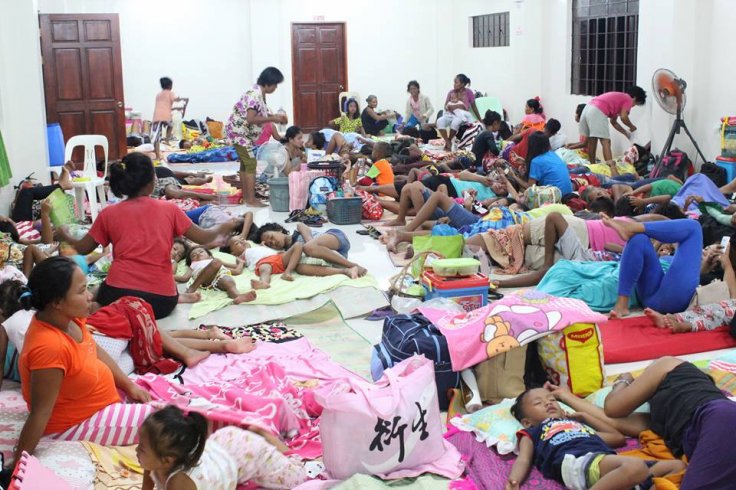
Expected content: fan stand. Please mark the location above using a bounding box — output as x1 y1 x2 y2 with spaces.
658 104 707 163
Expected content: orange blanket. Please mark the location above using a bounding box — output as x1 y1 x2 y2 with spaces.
621 430 685 489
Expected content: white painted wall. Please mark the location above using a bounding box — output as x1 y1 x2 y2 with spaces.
247 0 450 123
38 0 254 121
4 0 735 208
0 0 50 213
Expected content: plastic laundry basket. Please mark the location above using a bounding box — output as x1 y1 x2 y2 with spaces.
327 197 362 225
268 177 290 212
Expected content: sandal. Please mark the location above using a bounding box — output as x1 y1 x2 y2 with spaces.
304 215 324 227
286 210 304 223
364 225 382 238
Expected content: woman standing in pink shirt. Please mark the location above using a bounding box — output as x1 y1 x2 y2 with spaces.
579 86 646 163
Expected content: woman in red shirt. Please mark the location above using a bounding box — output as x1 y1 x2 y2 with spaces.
59 152 235 318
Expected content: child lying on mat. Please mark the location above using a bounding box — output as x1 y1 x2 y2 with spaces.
177 246 256 304
139 405 307 490
507 384 684 490
218 212 363 287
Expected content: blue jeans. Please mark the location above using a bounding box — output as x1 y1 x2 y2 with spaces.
617 219 702 313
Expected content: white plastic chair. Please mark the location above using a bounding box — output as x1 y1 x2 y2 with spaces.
338 91 361 114
64 135 108 223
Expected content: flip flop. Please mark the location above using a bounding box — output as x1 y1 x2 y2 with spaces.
304 215 324 227
286 210 304 223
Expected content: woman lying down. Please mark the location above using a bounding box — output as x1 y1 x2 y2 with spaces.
507 357 736 489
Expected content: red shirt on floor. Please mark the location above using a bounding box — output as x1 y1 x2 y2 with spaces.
89 197 192 296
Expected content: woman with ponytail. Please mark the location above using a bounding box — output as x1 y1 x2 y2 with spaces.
138 405 307 490
56 152 238 319
14 257 154 465
518 97 547 133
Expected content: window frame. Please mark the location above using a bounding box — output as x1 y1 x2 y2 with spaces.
471 12 510 48
571 0 639 96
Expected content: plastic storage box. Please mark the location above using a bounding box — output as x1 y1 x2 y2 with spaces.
431 258 480 276
716 156 736 184
421 271 490 312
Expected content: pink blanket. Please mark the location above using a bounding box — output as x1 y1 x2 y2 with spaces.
135 338 367 459
420 289 607 371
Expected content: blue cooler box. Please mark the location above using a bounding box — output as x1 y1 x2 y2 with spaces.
716 156 736 183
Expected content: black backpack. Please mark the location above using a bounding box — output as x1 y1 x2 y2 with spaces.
650 149 693 181
700 162 728 188
372 313 460 410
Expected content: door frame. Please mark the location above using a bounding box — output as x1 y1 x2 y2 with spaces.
290 22 348 127
39 13 127 160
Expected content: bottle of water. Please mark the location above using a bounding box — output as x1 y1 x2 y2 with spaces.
276 107 288 135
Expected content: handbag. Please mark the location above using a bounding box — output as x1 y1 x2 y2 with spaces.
205 120 224 139
523 185 561 209
316 356 452 479
473 345 528 405
688 280 730 308
537 323 604 396
411 234 464 277
354 189 384 220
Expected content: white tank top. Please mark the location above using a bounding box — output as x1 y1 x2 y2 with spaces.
152 439 238 490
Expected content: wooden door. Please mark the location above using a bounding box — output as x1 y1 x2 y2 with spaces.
291 23 347 133
40 14 127 161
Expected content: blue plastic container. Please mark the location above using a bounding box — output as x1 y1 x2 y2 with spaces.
716 156 736 184
46 123 65 167
421 271 489 312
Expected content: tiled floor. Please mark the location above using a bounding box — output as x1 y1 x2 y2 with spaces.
165 161 392 345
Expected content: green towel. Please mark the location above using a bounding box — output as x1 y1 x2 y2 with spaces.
186 251 378 319
0 131 13 187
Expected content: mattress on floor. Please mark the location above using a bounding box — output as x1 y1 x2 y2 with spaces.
600 315 736 364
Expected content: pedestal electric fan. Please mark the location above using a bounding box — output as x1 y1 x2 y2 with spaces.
652 68 707 162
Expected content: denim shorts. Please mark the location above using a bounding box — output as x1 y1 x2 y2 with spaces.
421 189 446 220
325 229 351 258
296 228 351 258
446 203 480 229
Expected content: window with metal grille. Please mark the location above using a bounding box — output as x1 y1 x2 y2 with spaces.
471 12 509 48
571 0 639 96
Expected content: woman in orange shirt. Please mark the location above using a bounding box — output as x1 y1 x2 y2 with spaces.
14 257 153 464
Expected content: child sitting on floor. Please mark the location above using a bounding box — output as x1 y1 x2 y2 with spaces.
506 385 684 490
357 142 395 186
138 405 307 490
177 246 256 304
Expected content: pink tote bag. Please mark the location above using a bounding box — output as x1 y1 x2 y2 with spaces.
316 355 461 480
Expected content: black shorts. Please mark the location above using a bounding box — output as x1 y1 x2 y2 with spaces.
393 174 457 200
422 174 458 197
97 282 178 319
